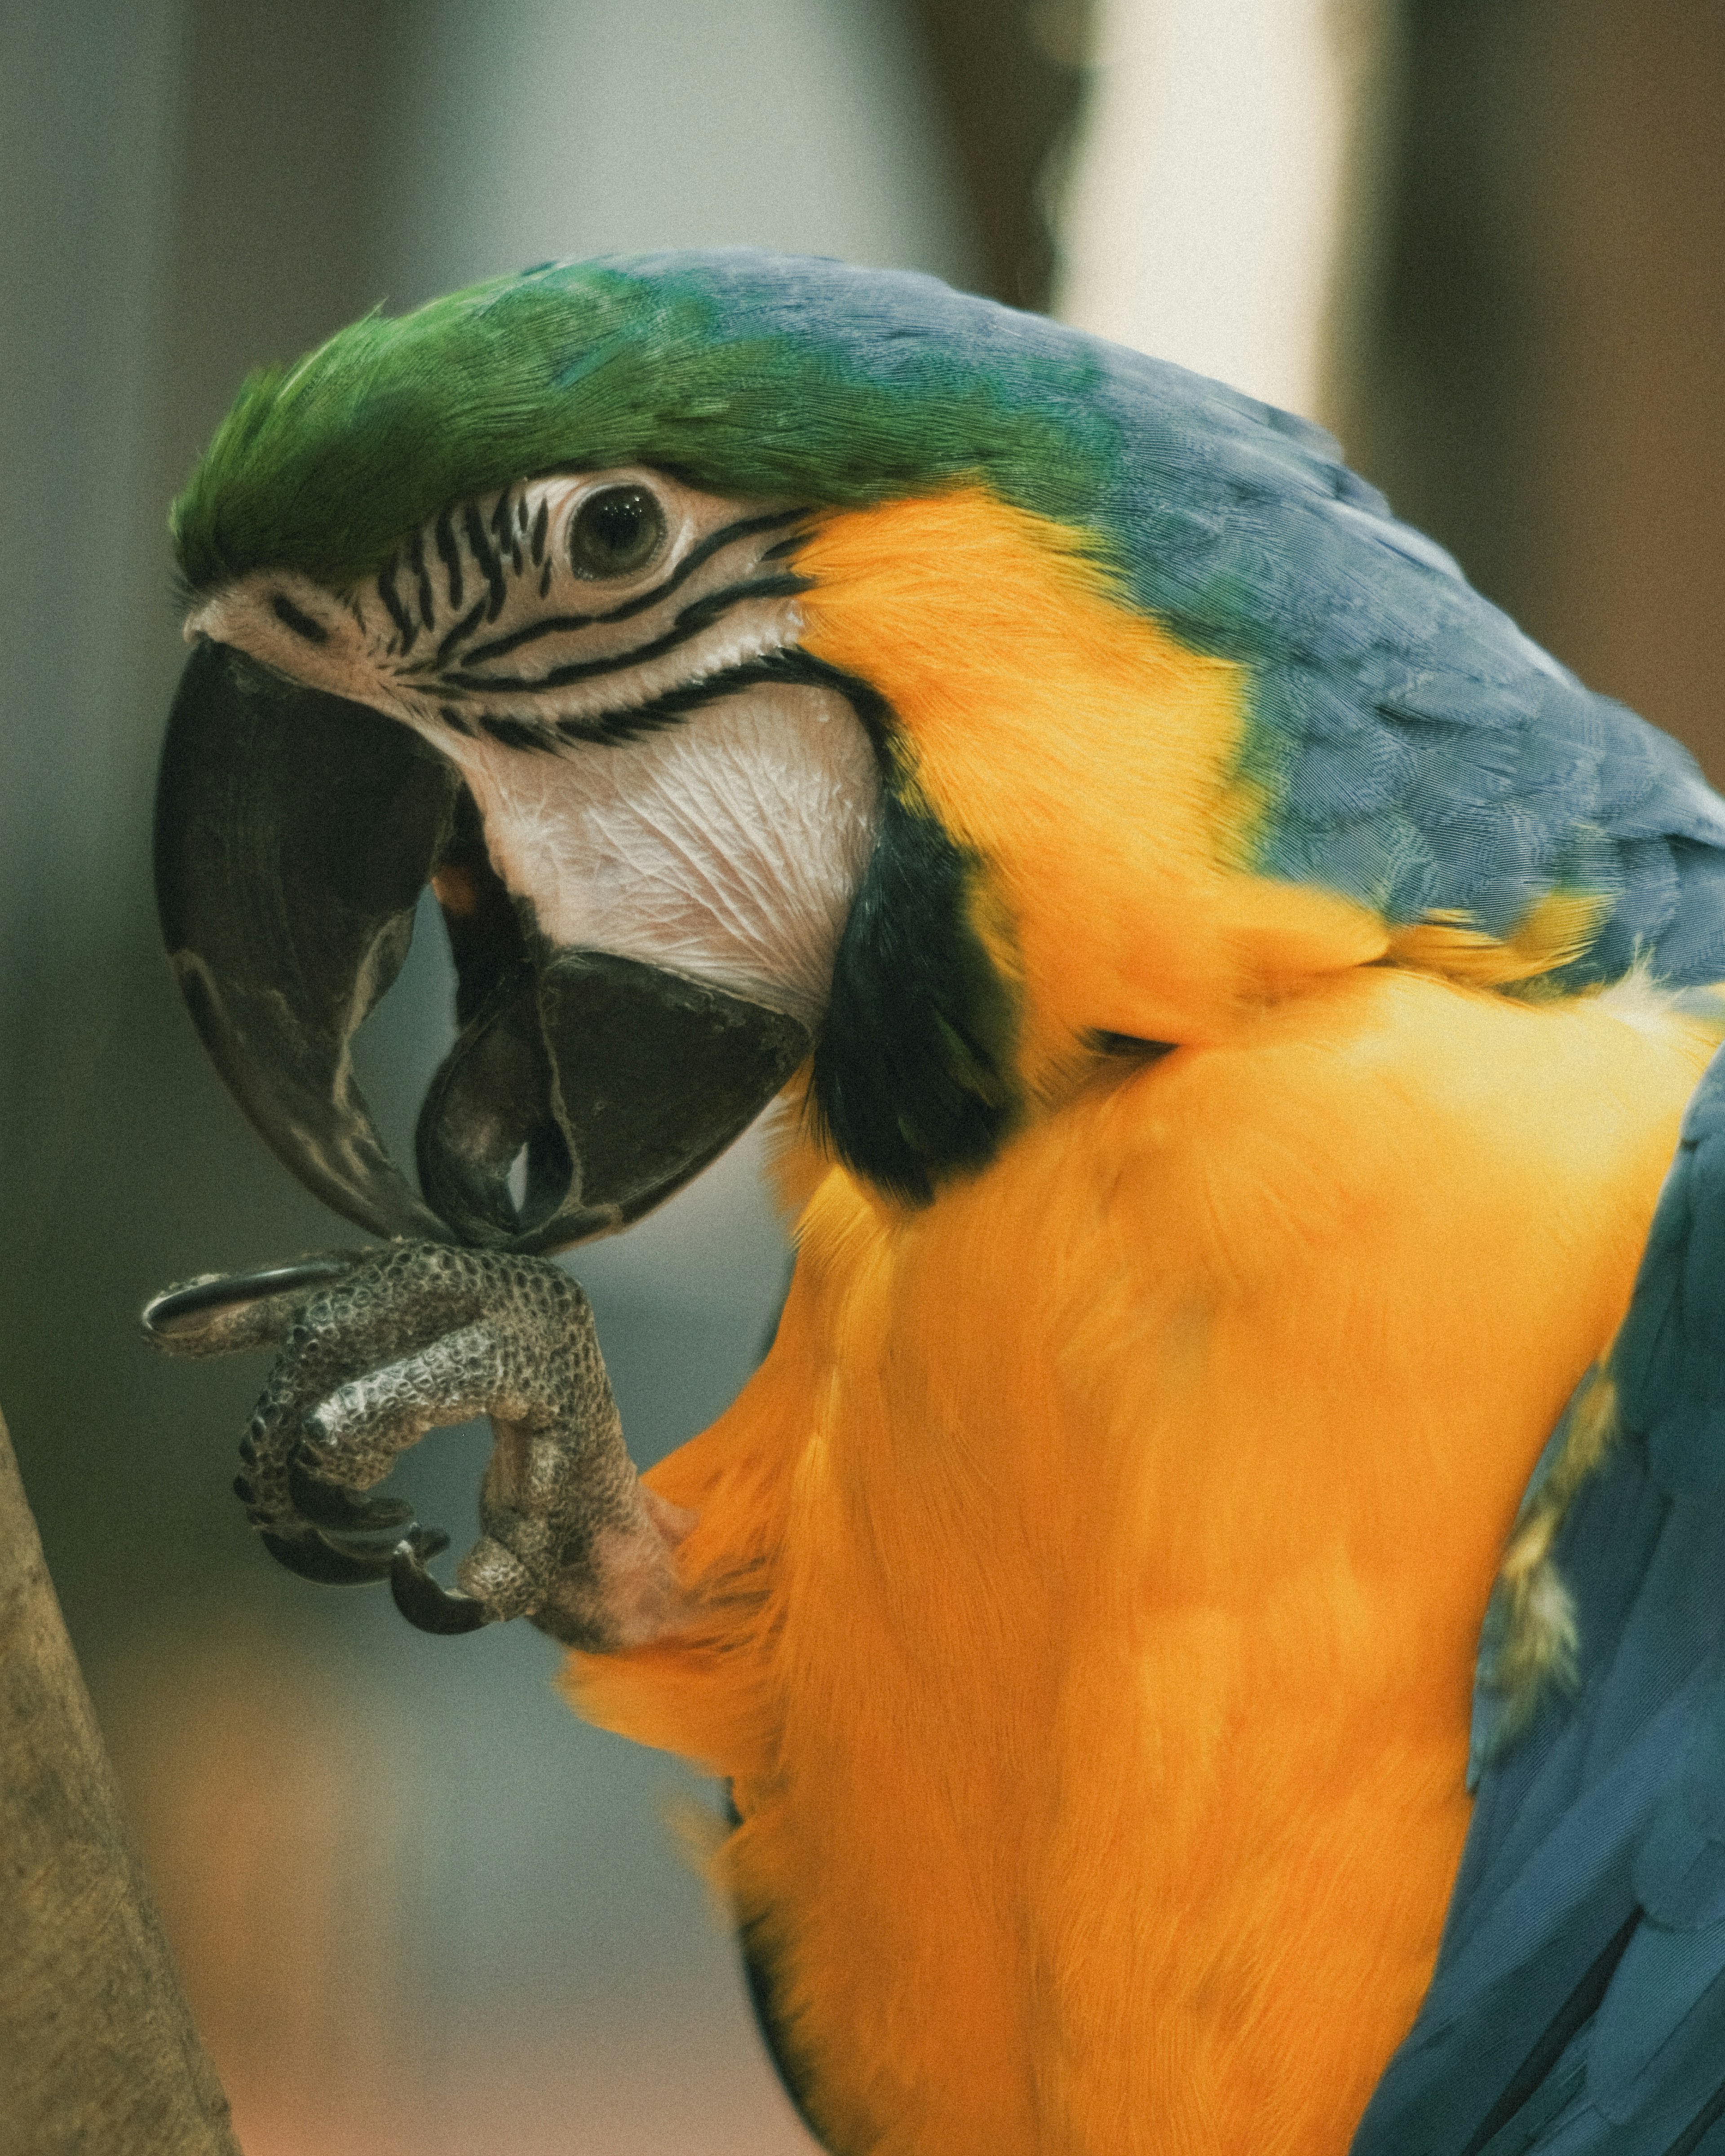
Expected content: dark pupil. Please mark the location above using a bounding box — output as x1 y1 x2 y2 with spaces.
569 485 665 578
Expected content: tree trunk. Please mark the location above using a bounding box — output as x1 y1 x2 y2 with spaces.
0 1409 241 2153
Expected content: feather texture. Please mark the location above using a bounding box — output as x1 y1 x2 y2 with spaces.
175 251 1725 1004
1365 1044 1725 2154
572 972 1720 2153
169 248 1725 2152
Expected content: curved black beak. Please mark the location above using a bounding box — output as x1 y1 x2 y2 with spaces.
156 640 458 1239
155 640 811 1252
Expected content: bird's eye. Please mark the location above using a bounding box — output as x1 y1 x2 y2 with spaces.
567 485 667 580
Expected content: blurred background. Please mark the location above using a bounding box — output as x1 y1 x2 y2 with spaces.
2 1 1721 2149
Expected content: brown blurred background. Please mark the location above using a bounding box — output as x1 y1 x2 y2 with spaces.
2 1 1721 2148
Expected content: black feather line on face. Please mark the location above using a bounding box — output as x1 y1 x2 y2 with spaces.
408 527 435 632
434 507 463 610
462 502 508 621
427 643 849 748
433 598 488 671
454 506 807 669
376 557 416 651
438 570 811 695
270 591 327 644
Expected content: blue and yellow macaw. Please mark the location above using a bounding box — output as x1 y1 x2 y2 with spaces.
144 252 1725 2154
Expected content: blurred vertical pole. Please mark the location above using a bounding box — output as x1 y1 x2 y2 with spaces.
1345 1 1725 777
0 0 420 1642
903 0 1091 309
1520 0 1725 774
0 11 243 2143
0 0 189 1248
1054 0 1399 428
0 7 445 2147
0 1412 241 2154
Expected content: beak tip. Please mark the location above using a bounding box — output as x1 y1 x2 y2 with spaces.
155 637 461 1245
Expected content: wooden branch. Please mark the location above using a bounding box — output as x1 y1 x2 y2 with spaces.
0 1409 242 2153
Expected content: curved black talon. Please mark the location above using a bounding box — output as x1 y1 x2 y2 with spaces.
259 1525 399 1586
287 1455 415 1533
390 1528 492 1635
144 1258 358 1340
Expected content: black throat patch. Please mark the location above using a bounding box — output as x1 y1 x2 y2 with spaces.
800 660 1023 1205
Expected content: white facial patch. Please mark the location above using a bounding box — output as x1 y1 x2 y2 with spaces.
427 683 878 1026
184 466 885 1031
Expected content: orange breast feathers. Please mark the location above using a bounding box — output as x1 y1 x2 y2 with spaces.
569 966 1717 2155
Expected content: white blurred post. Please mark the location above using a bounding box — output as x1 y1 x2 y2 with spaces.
1054 0 1396 425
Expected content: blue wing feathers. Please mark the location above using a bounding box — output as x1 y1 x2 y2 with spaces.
1096 391 1717 981
1632 1797 1725 1933
1278 729 1419 831
1028 296 1725 963
1619 1065 1725 1499
1361 1047 1725 2152
1643 848 1725 990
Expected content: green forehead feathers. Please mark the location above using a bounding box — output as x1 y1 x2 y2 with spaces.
171 255 1113 593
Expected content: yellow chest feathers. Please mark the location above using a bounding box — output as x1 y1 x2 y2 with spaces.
572 967 1716 2154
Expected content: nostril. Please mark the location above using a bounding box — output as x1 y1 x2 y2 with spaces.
507 1146 530 1210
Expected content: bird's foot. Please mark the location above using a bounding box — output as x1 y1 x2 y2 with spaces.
142 1242 695 1648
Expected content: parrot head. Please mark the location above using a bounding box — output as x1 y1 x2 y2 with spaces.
160 248 1518 1254
164 454 871 1250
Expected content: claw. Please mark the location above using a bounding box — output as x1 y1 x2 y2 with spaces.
259 1526 398 1586
390 1529 492 1634
145 1256 367 1360
287 1455 415 1533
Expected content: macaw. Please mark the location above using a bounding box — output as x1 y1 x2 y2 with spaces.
141 251 1725 2156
